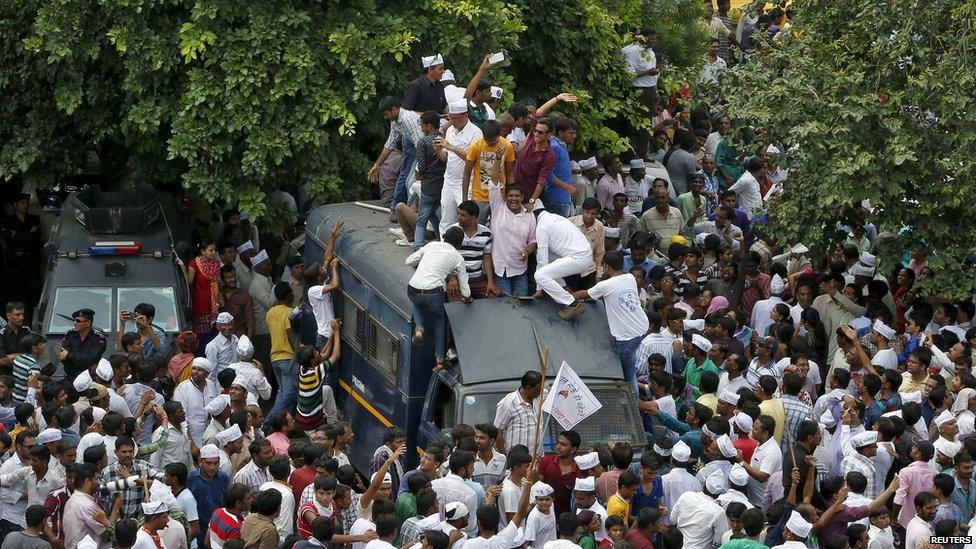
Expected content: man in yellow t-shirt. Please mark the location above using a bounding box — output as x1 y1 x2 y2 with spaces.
462 119 515 224
606 470 638 528
266 281 297 418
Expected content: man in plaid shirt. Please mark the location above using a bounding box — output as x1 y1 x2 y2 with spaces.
780 372 813 451
101 435 164 518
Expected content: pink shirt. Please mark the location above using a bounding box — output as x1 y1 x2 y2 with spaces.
267 432 291 456
894 461 937 528
488 184 537 278
63 491 108 549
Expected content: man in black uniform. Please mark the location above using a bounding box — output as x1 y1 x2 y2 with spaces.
0 301 30 377
60 308 107 394
1 193 43 316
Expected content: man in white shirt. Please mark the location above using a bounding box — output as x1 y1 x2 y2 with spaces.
572 476 608 541
532 203 593 321
620 28 659 158
227 336 273 402
405 226 471 369
904 492 937 549
740 414 782 506
660 441 702 516
439 99 484 235
431 452 479 535
670 470 729 549
259 455 295 538
493 371 543 453
205 312 239 382
149 401 193 470
623 160 654 215
751 273 786 337
172 357 222 446
573 250 649 396
307 256 339 347
364 514 399 549
728 156 765 218
248 250 276 366
0 443 65 509
771 511 813 549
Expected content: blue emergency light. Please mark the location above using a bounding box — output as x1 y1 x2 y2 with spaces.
88 241 142 256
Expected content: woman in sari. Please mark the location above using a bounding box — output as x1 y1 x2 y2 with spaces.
176 239 221 339
168 330 199 382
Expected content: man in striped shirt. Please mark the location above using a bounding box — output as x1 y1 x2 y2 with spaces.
448 201 496 300
11 333 43 403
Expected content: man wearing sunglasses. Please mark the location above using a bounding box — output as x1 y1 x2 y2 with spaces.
60 308 106 394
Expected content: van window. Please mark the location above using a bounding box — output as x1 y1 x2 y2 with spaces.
459 391 506 426
366 318 400 384
117 288 180 332
48 288 113 334
431 378 456 429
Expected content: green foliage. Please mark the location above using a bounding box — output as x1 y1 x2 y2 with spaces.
722 0 976 297
0 0 704 218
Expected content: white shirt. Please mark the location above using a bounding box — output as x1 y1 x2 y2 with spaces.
661 468 701 519
233 460 271 492
872 348 898 371
205 333 239 381
868 525 894 549
472 449 508 489
525 506 556 548
149 422 193 471
432 473 478 526
747 437 782 506
0 464 65 507
588 274 649 341
624 175 653 215
308 284 336 339
773 357 822 397
751 296 784 337
445 121 484 186
718 372 749 396
543 541 582 549
770 542 808 549
351 517 377 549
458 522 521 549
365 539 398 549
406 242 471 296
250 272 275 336
635 331 676 375
228 360 273 401
173 377 222 446
698 56 728 85
904 515 932 549
728 171 762 217
260 480 295 537
704 132 723 158
498 478 522 528
133 529 166 549
669 491 728 549
621 43 657 87
535 211 592 266
585 500 608 541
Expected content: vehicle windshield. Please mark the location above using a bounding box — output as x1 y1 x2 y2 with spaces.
48 288 113 333
118 287 181 332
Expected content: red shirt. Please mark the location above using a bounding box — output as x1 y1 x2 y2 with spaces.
538 454 581 516
733 437 759 464
625 528 654 549
514 115 556 197
290 466 317 504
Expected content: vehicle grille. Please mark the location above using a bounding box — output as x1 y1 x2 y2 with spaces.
544 384 646 451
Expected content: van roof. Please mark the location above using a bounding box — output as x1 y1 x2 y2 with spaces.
307 201 622 383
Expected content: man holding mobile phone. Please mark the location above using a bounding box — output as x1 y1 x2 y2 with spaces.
463 54 499 129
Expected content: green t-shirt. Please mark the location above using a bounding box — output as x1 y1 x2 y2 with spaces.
719 539 767 549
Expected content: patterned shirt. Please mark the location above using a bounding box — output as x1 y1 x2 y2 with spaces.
472 449 508 489
416 132 447 197
780 394 812 450
295 360 330 430
841 452 877 499
493 389 538 452
233 460 271 493
384 108 423 150
44 485 72 541
450 223 493 280
11 353 39 402
209 507 244 547
103 459 164 518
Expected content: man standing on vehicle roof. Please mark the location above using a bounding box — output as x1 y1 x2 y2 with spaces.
206 312 239 382
532 202 593 321
60 308 106 396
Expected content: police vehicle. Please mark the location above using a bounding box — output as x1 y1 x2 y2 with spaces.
33 189 192 377
306 201 647 472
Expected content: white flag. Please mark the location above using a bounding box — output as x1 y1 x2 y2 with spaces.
541 362 602 430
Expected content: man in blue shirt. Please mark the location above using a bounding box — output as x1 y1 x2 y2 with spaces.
188 444 231 547
543 118 578 217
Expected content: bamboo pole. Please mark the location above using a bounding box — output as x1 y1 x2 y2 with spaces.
532 347 549 456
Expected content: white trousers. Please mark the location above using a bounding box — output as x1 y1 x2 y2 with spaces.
534 253 592 305
438 183 463 236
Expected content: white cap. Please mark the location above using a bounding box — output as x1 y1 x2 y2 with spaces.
78 536 98 549
859 251 878 268
141 500 169 515
900 391 923 404
786 510 812 538
532 200 546 212
579 157 598 170
531 482 554 499
629 159 646 170
820 409 837 428
683 318 706 331
766 144 781 154
872 319 895 340
653 444 671 456
421 54 444 68
574 451 600 471
604 226 621 238
448 99 468 115
671 440 692 463
215 424 243 446
205 394 230 416
236 335 254 359
574 476 596 492
441 69 455 82
371 471 393 485
734 412 754 433
705 469 728 494
73 370 93 393
490 86 503 99
92 407 106 422
77 433 105 463
850 263 875 277
95 358 113 382
850 430 878 449
936 438 962 459
691 334 712 353
37 428 62 445
935 409 957 428
770 274 786 295
216 312 234 324
718 389 740 406
237 240 255 254
729 463 749 486
192 357 214 372
149 479 178 508
251 249 270 266
716 434 737 459
445 501 469 519
570 161 582 172
199 444 220 459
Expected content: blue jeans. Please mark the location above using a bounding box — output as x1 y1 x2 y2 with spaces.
495 272 529 296
414 193 441 250
544 200 573 217
266 359 299 425
390 136 416 218
409 287 447 359
615 335 643 397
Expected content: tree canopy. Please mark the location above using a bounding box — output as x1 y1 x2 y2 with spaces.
0 0 704 219
722 0 976 297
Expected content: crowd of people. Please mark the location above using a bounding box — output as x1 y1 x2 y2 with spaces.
0 2 965 549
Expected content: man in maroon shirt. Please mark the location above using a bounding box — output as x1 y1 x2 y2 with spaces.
514 115 555 204
625 507 661 549
289 443 323 503
538 429 582 515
